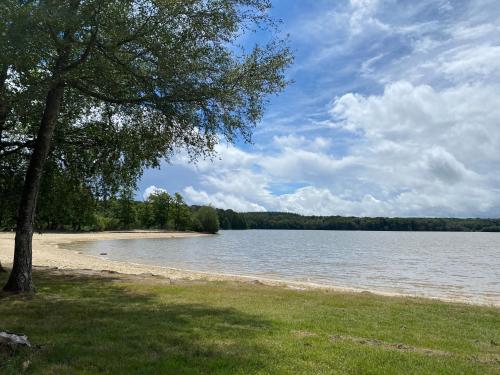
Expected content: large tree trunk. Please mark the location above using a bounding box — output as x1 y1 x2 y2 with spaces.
0 64 8 137
3 84 65 292
0 65 8 274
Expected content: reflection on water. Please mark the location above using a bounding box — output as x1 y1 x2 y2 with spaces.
68 230 500 305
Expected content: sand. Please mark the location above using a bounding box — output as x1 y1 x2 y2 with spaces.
0 231 314 284
0 231 498 307
0 231 225 281
0 231 374 290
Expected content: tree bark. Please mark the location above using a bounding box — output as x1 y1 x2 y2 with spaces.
0 64 8 136
0 65 8 273
3 84 65 292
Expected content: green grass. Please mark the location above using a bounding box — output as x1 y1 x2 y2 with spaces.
0 270 499 374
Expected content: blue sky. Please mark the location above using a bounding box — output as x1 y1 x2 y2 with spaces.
139 0 500 217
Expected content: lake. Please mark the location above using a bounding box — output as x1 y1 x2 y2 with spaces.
68 230 500 305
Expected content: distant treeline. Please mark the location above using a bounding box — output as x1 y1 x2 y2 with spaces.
2 183 500 233
217 210 500 232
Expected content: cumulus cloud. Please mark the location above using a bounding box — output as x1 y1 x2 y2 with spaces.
183 186 267 212
140 0 500 218
325 80 500 216
331 81 500 174
173 75 500 217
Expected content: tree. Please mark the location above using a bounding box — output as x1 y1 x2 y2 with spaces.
137 201 155 229
196 206 220 234
36 163 96 231
148 191 171 229
172 193 191 231
217 208 247 229
116 190 137 230
1 0 291 292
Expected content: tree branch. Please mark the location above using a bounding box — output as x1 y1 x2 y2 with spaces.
61 25 99 72
68 80 156 104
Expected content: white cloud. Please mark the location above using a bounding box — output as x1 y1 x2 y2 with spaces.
272 135 332 151
142 185 167 201
349 0 389 35
331 81 500 172
275 186 389 216
175 78 500 217
141 0 500 218
183 186 267 212
439 44 500 82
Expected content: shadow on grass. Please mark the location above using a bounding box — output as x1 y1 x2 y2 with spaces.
0 270 274 374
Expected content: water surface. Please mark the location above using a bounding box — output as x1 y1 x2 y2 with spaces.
68 230 500 305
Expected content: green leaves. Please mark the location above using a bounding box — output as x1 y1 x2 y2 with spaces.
195 205 220 234
1 0 291 220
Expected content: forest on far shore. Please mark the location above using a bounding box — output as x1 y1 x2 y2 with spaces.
234 211 500 232
2 186 500 233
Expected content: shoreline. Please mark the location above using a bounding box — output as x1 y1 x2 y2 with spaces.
0 231 498 307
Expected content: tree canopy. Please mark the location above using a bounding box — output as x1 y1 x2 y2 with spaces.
195 206 220 234
0 0 292 292
1 0 291 185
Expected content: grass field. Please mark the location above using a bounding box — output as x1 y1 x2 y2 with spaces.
0 269 499 374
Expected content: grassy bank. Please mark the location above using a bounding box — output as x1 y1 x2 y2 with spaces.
0 269 499 374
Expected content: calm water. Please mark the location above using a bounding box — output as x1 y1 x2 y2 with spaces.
68 230 500 305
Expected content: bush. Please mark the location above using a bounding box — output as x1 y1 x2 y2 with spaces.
195 206 219 234
93 214 121 231
190 217 203 232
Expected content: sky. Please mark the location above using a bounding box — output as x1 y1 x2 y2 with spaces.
138 0 500 218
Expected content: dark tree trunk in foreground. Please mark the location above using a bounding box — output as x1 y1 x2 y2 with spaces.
0 66 9 274
0 65 8 137
3 84 64 292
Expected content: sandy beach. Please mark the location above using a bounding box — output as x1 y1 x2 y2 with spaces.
0 231 315 285
0 231 498 307
0 231 235 282
0 231 383 292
